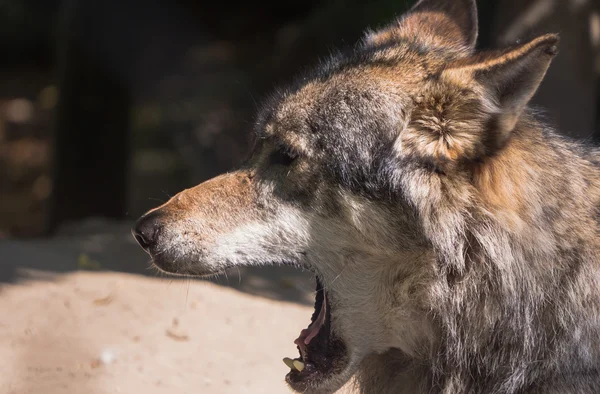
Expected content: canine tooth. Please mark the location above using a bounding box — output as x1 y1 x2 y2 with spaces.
293 360 305 372
283 357 295 369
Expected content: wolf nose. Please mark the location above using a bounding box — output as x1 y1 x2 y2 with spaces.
132 212 162 252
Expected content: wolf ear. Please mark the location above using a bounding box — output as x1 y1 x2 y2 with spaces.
366 0 478 52
443 34 559 141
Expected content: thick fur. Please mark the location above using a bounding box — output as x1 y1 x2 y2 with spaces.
136 1 600 393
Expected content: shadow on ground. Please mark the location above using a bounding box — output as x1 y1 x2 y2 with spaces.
0 219 314 305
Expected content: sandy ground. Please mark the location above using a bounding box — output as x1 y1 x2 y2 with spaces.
0 220 349 394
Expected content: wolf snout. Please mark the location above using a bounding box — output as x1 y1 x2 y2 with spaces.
132 211 164 253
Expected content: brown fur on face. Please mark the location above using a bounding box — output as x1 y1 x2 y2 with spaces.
136 170 265 275
134 1 600 393
154 171 258 227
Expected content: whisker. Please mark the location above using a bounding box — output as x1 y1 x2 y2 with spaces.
322 260 351 292
161 189 172 199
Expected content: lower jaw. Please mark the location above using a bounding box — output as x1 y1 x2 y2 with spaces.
151 256 221 277
285 336 348 392
284 278 349 392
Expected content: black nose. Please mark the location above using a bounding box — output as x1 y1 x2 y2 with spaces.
132 212 162 252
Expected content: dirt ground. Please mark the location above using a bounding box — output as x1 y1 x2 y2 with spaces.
0 220 352 394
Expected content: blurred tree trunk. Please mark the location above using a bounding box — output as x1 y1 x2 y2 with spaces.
491 0 599 141
49 0 130 232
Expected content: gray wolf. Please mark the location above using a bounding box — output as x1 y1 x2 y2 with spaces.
132 0 600 392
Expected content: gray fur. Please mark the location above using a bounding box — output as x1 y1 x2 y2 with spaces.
135 1 600 392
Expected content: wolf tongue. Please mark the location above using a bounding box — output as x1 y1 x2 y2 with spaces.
294 292 327 348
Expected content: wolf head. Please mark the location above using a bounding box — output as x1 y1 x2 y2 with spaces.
133 0 558 392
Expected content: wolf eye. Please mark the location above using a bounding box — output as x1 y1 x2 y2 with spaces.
269 147 298 167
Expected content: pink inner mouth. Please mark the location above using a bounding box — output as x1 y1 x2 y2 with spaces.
294 292 327 356
285 279 348 389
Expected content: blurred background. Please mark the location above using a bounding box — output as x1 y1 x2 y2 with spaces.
0 0 598 239
0 0 598 393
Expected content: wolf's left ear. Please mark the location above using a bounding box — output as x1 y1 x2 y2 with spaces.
442 34 559 142
366 0 478 52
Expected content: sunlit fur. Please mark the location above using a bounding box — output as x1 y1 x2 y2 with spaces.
137 0 600 392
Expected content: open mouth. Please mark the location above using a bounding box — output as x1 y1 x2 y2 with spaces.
283 277 347 392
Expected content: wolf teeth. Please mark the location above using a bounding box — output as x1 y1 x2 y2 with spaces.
283 357 306 372
293 360 305 371
283 357 295 369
